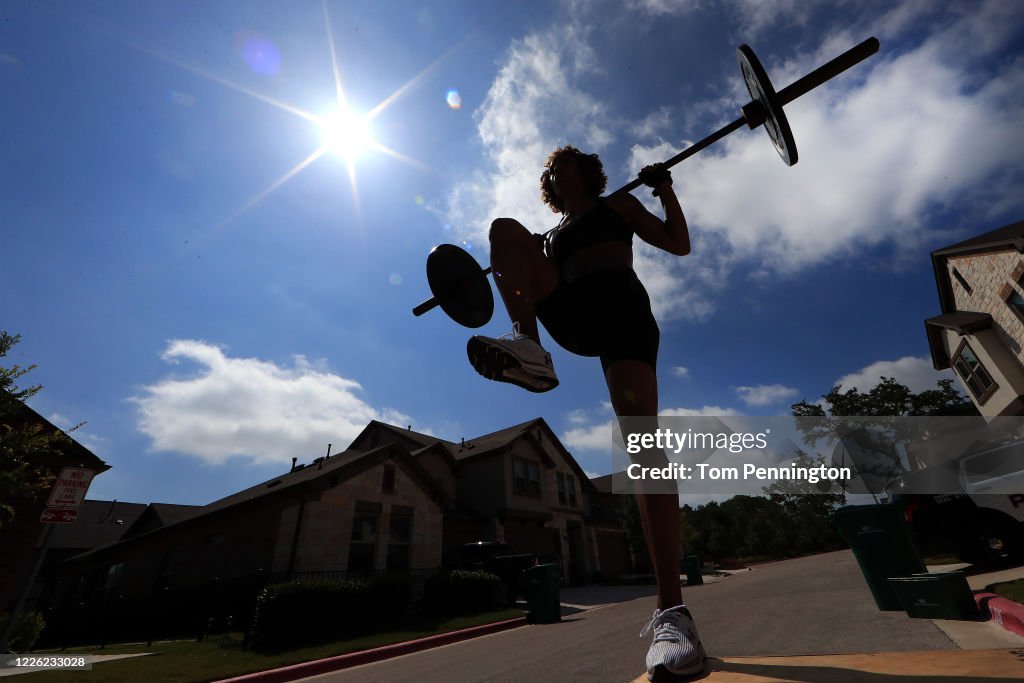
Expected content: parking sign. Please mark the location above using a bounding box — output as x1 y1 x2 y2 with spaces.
46 467 95 509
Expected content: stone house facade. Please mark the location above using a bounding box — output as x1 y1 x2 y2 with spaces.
926 218 1024 417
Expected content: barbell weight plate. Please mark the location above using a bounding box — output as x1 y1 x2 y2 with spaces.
737 44 798 166
425 244 494 328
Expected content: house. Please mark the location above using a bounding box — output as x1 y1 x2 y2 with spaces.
349 418 630 584
24 500 147 614
41 418 634 644
925 218 1024 418
0 397 110 615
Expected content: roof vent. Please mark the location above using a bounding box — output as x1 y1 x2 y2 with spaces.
291 457 298 472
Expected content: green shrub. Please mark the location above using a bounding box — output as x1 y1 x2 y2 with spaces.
419 570 500 616
366 574 412 625
250 579 369 650
0 610 46 652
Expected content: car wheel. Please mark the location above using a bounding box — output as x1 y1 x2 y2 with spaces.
958 515 1024 566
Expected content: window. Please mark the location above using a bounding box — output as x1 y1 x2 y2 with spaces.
387 506 413 570
382 464 396 493
1007 288 1024 325
513 458 541 496
557 472 566 505
349 503 380 571
567 475 577 507
952 267 972 295
953 341 997 404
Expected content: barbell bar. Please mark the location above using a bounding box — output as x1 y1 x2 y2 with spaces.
413 37 880 327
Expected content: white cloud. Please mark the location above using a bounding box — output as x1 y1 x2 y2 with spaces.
735 384 800 406
445 21 613 250
671 366 690 379
563 420 616 453
130 340 413 466
448 3 1023 323
833 356 956 395
630 5 1024 279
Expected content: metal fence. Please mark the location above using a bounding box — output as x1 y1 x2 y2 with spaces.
267 568 438 603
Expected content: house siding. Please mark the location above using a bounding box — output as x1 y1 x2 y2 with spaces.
946 252 1024 416
949 252 1024 361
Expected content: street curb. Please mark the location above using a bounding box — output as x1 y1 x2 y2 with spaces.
974 592 1024 638
213 616 528 683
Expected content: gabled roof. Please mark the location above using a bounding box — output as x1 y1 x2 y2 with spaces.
44 500 147 549
930 219 1024 315
455 418 599 492
0 394 110 472
62 442 452 563
451 418 541 461
120 503 205 540
355 417 599 492
348 420 457 453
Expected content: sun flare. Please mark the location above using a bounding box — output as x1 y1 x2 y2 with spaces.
319 109 374 161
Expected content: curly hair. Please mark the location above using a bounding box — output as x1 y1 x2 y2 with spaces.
539 145 608 213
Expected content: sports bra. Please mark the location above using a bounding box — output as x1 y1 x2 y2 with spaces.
544 199 633 266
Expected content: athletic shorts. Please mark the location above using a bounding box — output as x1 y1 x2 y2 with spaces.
534 266 660 374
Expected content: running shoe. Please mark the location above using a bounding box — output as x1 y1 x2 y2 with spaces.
640 604 707 681
467 322 559 392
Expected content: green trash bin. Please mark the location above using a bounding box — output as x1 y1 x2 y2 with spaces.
682 554 703 586
524 563 561 624
887 572 981 620
832 504 926 611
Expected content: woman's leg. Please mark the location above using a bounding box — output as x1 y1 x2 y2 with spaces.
488 218 559 343
605 359 683 610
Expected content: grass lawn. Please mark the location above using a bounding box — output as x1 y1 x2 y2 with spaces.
28 608 525 683
987 578 1024 604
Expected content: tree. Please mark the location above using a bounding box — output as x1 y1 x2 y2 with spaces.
787 375 978 498
791 376 976 418
0 332 82 528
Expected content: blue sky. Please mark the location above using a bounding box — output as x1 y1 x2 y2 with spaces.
4 1 1023 507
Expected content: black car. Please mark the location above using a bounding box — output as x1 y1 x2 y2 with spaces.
441 541 539 605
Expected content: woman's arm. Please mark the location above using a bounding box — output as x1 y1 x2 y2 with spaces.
617 178 691 256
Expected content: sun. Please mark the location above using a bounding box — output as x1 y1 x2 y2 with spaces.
318 109 374 161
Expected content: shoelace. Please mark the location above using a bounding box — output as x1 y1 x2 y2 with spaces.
500 321 529 342
640 608 691 644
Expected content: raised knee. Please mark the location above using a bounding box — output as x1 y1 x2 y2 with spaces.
489 217 526 243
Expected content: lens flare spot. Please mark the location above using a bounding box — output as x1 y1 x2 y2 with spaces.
446 89 462 109
238 33 281 76
414 195 425 206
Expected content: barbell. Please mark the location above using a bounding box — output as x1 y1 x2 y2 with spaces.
413 37 880 328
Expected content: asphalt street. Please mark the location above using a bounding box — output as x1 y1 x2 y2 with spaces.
293 550 1021 683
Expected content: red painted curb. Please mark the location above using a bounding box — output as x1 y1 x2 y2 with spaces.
974 591 1024 638
213 616 529 683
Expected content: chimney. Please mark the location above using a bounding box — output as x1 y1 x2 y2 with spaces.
291 457 297 472
407 425 412 431
326 443 332 459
